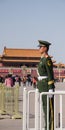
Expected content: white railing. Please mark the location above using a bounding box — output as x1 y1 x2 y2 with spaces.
23 88 65 130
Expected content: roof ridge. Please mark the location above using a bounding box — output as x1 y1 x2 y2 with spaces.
5 48 38 51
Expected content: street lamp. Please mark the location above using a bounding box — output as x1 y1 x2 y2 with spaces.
57 63 62 81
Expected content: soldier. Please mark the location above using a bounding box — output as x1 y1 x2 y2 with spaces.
37 40 55 130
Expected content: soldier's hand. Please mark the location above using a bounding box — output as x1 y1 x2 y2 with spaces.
48 89 53 98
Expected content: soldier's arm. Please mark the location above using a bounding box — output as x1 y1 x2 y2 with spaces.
45 58 55 90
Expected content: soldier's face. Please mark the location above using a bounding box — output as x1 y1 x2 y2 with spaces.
39 46 47 54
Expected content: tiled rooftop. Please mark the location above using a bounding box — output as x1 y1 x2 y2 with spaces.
3 48 41 58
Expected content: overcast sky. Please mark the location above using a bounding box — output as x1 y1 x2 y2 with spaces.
0 0 65 63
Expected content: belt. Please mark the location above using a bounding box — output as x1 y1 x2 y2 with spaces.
38 76 48 81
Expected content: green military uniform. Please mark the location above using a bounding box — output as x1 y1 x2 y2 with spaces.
37 40 55 130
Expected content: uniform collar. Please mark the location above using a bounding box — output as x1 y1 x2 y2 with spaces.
41 53 48 58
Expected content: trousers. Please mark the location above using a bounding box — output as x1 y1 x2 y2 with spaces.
37 79 54 130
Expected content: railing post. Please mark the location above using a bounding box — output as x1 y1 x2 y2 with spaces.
12 85 22 119
35 88 39 130
40 93 43 130
54 95 56 130
60 95 62 130
47 95 49 130
23 87 27 130
0 85 6 115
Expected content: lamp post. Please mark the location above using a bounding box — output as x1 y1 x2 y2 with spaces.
9 67 13 74
57 63 62 82
22 65 27 77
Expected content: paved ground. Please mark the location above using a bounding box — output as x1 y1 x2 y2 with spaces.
0 82 65 130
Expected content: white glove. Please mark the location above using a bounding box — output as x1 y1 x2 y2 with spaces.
38 76 41 80
48 89 53 98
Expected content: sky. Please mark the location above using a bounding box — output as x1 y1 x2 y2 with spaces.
0 0 65 63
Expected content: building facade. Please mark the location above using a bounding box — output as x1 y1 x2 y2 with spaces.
0 47 65 81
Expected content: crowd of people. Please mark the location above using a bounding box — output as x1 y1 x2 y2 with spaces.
0 74 38 88
0 74 21 87
22 75 38 88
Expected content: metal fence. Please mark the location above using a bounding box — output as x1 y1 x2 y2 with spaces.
0 83 22 119
23 88 65 130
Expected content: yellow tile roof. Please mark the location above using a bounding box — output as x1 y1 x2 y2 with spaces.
3 48 41 58
2 59 40 63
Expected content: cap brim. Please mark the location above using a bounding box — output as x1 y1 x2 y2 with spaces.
37 44 46 47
